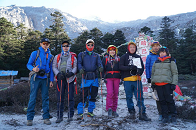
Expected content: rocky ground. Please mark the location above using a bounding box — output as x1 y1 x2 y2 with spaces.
0 83 196 130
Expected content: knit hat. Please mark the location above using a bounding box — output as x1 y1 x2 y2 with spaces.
127 41 137 54
151 41 160 46
107 45 118 54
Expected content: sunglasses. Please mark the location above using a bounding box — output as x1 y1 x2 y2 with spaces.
62 45 69 47
87 44 94 47
42 42 49 46
108 47 116 51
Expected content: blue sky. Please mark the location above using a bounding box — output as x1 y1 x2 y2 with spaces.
0 0 195 22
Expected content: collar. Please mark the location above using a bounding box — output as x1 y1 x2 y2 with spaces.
158 56 171 62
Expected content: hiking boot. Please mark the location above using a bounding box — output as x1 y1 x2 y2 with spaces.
139 113 151 121
171 116 177 124
129 109 136 119
77 114 83 120
56 118 63 123
44 119 51 125
87 112 95 118
27 120 33 126
158 115 163 121
67 117 73 122
161 117 169 124
108 108 112 118
112 111 119 117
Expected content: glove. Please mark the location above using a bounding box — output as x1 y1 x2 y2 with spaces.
66 72 74 78
171 84 176 91
151 85 156 91
57 72 64 80
129 65 137 71
136 69 141 76
104 79 107 84
147 78 151 83
99 67 103 72
119 80 123 85
79 68 84 75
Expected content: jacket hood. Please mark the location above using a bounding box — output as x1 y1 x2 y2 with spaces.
107 45 118 55
158 56 171 62
127 42 137 55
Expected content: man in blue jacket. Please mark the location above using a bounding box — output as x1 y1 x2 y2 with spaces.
145 41 161 120
26 38 54 126
77 39 103 119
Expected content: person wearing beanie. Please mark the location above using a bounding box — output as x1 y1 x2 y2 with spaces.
151 47 178 124
145 41 162 120
102 45 121 118
77 39 103 119
26 38 54 126
52 41 77 123
119 42 151 121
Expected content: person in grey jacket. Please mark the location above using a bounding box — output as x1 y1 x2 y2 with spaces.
52 41 77 123
151 47 178 124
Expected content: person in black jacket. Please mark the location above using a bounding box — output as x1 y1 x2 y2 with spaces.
102 45 121 118
119 42 151 121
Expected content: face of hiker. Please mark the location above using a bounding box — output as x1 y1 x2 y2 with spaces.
129 44 136 54
159 51 167 57
152 44 160 53
86 42 94 51
62 43 70 52
40 42 50 51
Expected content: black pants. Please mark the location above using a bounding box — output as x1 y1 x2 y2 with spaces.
79 86 98 103
56 76 75 118
156 84 176 118
156 100 162 115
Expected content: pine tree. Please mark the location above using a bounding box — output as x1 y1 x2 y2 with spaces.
113 30 127 56
139 26 153 36
48 11 70 55
159 16 177 56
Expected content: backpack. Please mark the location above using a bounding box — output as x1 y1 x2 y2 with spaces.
29 50 54 83
56 52 78 94
33 50 54 67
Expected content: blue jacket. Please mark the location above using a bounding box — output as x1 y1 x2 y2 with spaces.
145 52 159 79
27 47 54 81
78 50 103 80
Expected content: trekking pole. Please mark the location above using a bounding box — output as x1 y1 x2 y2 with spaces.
67 70 70 119
82 74 85 121
100 72 103 117
59 77 63 119
137 70 142 117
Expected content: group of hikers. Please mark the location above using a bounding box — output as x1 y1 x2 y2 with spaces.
26 38 178 126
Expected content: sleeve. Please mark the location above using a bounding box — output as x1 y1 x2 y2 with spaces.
72 56 77 74
102 57 106 78
97 55 103 68
119 55 130 71
49 56 54 82
77 52 83 71
171 61 178 85
138 57 144 75
26 51 37 71
145 55 151 79
52 55 59 76
151 63 155 84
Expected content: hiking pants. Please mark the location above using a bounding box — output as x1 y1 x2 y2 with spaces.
106 78 120 111
124 81 146 113
77 85 98 114
27 76 50 120
56 76 75 118
156 84 176 118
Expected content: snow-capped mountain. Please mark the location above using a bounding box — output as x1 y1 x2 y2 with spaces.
0 5 196 40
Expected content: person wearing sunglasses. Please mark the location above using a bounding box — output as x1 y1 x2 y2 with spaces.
77 39 103 119
102 45 121 118
52 41 77 123
26 38 54 126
